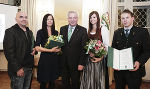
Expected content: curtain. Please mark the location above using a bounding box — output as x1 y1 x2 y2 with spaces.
21 0 37 37
110 0 118 41
108 0 118 85
21 0 55 37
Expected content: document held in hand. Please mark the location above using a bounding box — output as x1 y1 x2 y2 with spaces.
107 46 134 70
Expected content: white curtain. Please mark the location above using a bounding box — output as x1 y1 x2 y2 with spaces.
21 0 55 37
108 0 118 85
21 0 37 37
109 0 118 42
36 0 54 33
82 0 101 29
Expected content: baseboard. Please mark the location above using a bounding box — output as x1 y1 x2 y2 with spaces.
0 69 7 71
142 80 150 82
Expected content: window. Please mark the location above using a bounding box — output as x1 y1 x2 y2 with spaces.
133 0 150 2
118 0 124 2
118 0 150 33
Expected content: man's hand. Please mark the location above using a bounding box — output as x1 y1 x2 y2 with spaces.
17 68 24 77
130 61 140 71
78 65 84 71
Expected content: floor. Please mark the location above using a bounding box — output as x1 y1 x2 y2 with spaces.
0 71 150 89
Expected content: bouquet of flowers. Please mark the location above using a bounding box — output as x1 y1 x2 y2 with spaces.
85 39 107 58
44 35 64 49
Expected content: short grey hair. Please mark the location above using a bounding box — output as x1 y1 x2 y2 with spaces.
67 11 79 18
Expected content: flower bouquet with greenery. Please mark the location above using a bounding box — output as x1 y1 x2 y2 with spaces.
44 35 64 49
85 39 107 59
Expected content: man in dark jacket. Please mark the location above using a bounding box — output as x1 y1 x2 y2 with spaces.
3 12 35 89
112 9 150 89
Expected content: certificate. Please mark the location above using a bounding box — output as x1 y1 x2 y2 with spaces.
107 46 134 70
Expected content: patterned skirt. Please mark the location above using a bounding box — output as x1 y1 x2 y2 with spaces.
80 56 106 89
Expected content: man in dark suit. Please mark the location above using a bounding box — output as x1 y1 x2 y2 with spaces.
60 11 88 89
112 9 150 89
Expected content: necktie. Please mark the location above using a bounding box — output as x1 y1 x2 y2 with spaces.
125 29 129 37
68 27 73 41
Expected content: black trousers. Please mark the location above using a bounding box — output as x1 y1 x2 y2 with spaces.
61 63 80 89
40 81 55 89
114 70 142 89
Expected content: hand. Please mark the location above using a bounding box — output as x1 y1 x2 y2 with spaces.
17 68 24 77
113 69 120 71
89 52 94 57
91 56 104 63
78 65 84 71
130 61 140 71
51 47 61 52
31 48 36 55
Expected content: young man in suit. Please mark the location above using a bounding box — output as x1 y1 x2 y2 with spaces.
112 9 150 89
60 11 88 89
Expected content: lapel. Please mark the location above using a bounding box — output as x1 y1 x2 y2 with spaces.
127 26 136 40
119 28 125 37
63 25 69 43
69 25 79 43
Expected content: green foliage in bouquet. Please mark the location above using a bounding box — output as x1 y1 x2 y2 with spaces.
44 35 64 49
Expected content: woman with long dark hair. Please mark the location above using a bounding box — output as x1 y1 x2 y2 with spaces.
35 14 61 89
80 11 109 89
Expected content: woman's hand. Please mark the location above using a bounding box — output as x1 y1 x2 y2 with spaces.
50 46 61 52
89 52 104 62
91 56 104 63
35 46 61 53
89 52 94 57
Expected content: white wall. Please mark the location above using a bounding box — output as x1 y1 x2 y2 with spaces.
0 4 18 50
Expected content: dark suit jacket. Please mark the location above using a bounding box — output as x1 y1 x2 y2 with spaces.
60 25 88 69
112 26 150 76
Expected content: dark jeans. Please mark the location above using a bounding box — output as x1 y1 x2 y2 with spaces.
9 68 32 89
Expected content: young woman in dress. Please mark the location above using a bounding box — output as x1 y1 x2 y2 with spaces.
35 14 61 89
80 11 109 89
